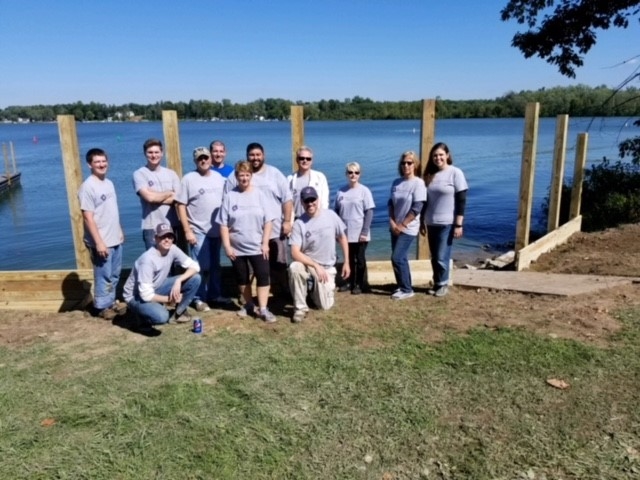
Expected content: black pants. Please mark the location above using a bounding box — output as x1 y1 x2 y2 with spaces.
348 241 369 290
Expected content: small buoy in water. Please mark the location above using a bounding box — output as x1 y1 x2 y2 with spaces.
32 136 39 144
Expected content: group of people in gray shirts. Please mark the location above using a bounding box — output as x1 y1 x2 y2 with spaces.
78 137 467 328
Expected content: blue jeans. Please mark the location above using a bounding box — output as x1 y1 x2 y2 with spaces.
142 229 156 251
390 232 416 293
189 232 222 302
128 274 201 325
90 244 123 310
427 224 454 288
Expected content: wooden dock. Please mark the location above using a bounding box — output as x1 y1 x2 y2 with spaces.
1 141 21 195
0 172 21 194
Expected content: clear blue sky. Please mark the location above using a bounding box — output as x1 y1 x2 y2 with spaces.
1 0 637 108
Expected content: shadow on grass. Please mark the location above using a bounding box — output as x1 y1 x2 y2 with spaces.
112 311 162 338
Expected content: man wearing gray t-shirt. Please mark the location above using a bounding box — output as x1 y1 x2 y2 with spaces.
78 147 126 321
289 186 350 323
123 223 201 327
176 147 229 312
132 138 181 250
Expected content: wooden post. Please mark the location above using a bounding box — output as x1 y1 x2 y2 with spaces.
417 99 436 260
291 105 304 172
569 133 588 219
2 143 10 185
57 115 91 269
162 110 182 177
547 114 568 231
10 141 17 173
515 102 540 251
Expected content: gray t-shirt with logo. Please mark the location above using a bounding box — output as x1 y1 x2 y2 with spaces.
176 170 226 237
424 166 468 226
290 209 347 268
78 175 122 248
225 165 292 239
132 165 180 229
216 187 276 256
334 184 376 242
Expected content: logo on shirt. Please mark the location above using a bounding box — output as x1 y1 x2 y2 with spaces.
100 194 107 201
147 180 154 187
198 188 205 195
304 231 312 239
232 205 238 212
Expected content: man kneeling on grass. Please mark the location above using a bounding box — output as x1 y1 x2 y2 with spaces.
123 223 201 327
289 186 350 323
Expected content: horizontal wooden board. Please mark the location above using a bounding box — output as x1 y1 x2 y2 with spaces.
0 269 94 312
515 216 582 271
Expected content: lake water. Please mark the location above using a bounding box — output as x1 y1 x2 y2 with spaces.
0 117 634 270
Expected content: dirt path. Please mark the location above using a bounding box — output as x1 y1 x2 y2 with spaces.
2 223 639 348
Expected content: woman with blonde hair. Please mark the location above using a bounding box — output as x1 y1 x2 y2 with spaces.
217 161 277 322
334 161 375 294
387 151 426 300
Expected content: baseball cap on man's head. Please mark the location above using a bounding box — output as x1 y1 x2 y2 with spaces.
193 147 211 161
300 186 318 202
155 223 175 238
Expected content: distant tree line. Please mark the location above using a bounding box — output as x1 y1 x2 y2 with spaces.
1 85 638 123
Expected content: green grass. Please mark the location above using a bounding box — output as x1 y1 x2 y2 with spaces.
1 309 640 479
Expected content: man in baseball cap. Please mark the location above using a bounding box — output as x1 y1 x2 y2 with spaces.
288 186 350 323
123 222 201 327
175 146 230 312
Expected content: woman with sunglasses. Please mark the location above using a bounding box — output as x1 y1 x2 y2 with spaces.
420 142 468 297
334 161 375 294
388 151 426 300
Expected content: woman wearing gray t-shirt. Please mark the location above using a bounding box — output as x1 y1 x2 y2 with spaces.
217 161 277 323
334 161 375 294
420 142 468 297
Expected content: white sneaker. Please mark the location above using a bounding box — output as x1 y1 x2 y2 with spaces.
237 303 255 318
259 309 277 324
434 286 449 297
194 300 210 312
292 310 307 323
391 290 415 300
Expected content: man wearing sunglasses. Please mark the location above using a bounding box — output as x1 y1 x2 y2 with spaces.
289 186 350 323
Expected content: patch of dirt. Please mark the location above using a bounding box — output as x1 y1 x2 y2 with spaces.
1 224 639 349
528 223 640 277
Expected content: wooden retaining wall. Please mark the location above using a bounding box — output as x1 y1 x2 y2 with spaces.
0 261 438 313
0 269 94 312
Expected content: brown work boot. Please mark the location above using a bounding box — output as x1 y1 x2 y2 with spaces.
98 308 117 321
112 301 128 316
